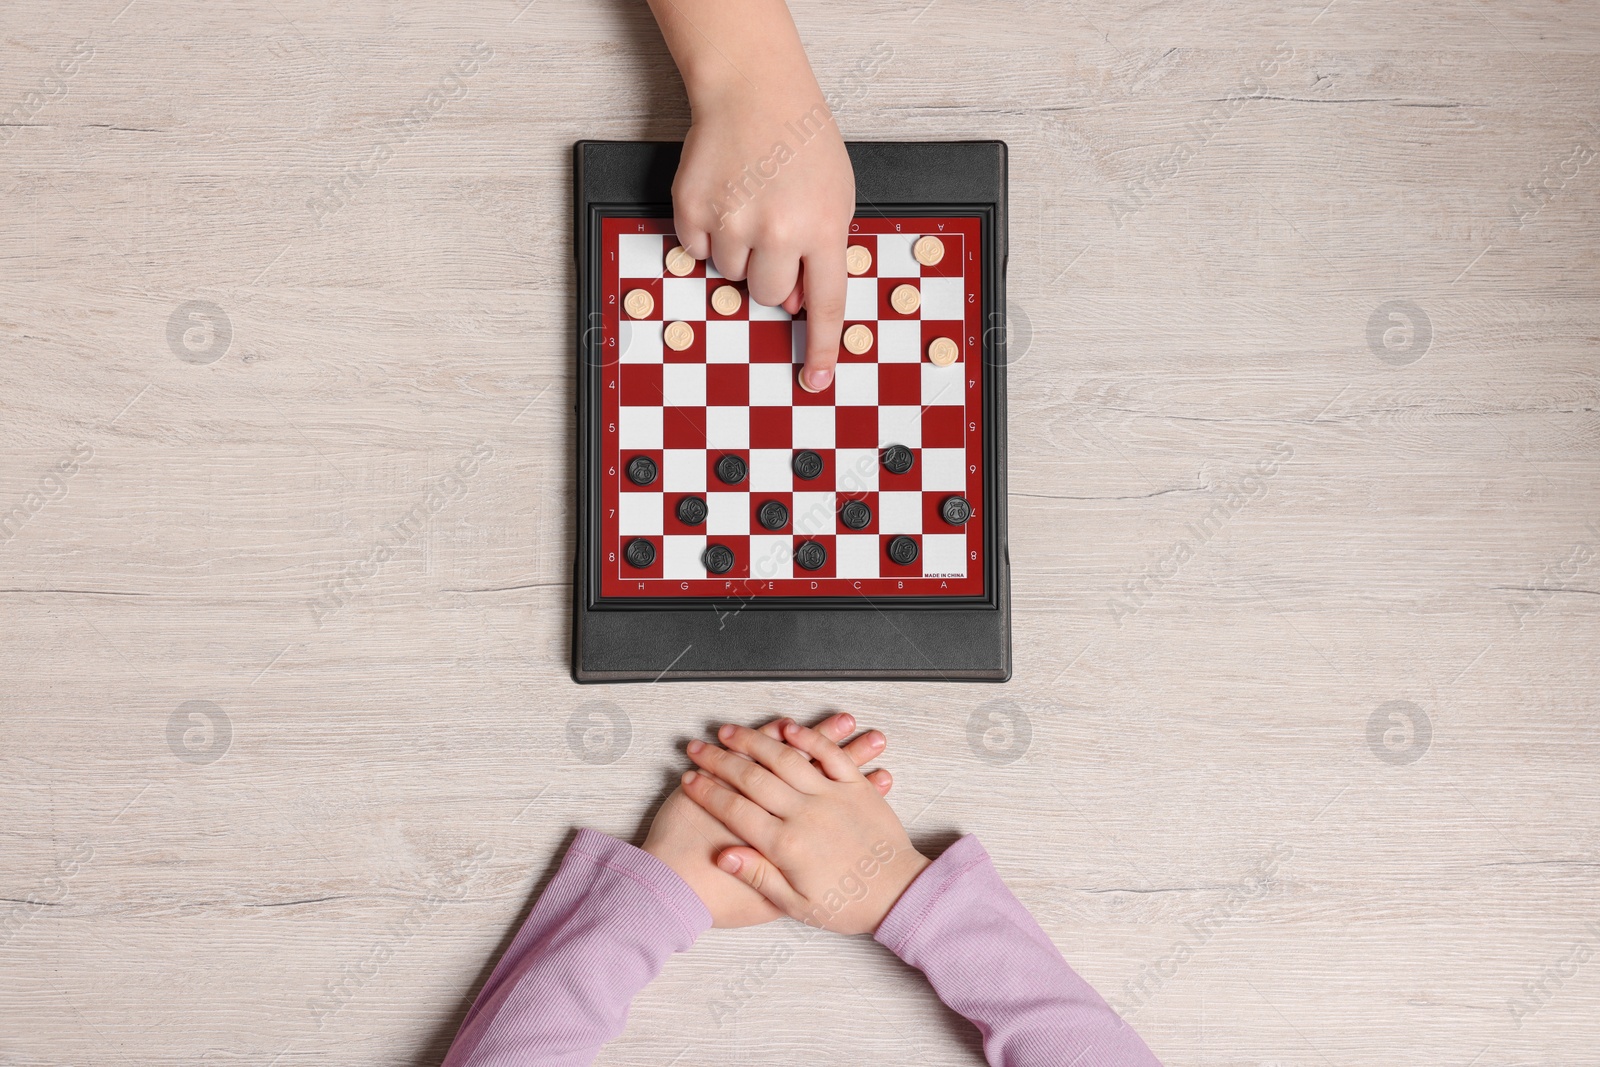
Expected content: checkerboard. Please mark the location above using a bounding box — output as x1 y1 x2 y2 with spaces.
597 216 987 599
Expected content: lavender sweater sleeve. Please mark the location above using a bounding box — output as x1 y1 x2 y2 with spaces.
875 835 1163 1067
441 828 711 1067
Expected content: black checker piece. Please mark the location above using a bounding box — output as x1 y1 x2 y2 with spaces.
677 496 707 526
703 543 736 575
941 496 972 525
624 538 656 569
758 500 789 531
886 536 919 566
626 455 658 486
794 540 828 571
792 450 824 480
839 500 872 530
880 444 914 476
715 454 748 485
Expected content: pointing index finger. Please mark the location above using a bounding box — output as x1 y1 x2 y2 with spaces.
797 241 847 394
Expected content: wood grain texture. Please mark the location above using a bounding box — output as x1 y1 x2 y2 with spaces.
2 0 1597 1064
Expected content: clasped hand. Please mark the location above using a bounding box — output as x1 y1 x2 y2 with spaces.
644 715 928 933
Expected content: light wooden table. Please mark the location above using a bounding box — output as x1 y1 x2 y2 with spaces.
3 1 1597 1064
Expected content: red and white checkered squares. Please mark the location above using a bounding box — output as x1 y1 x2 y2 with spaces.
602 217 985 598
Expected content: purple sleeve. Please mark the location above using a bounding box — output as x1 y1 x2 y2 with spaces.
875 835 1163 1067
442 828 712 1067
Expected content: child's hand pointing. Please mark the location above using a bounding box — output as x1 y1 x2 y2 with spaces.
648 0 855 394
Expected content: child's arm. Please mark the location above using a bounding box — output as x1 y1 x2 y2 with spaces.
680 721 1166 1067
645 0 854 394
440 715 889 1066
874 835 1163 1067
441 828 707 1067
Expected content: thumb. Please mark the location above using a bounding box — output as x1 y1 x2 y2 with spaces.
716 847 805 916
673 208 711 263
